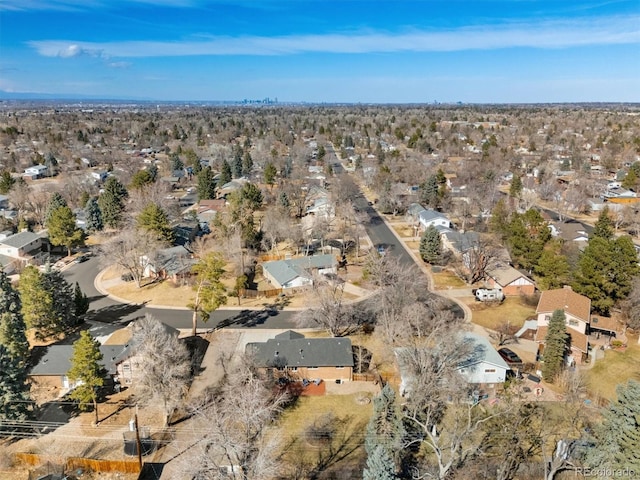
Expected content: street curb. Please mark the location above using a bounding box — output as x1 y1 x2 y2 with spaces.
376 212 473 324
93 267 376 312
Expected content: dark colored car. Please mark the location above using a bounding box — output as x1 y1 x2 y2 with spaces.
498 347 523 364
74 255 89 263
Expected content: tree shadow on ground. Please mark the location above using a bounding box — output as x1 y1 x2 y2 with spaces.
213 306 281 329
281 412 367 480
84 301 149 324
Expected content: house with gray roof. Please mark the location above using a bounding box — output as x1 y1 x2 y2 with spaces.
246 330 353 382
406 203 452 230
0 231 44 259
28 344 126 391
397 333 510 397
261 254 336 289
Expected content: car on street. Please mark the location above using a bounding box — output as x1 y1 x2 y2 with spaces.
74 255 89 264
498 347 523 365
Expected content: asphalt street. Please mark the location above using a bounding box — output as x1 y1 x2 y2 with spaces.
65 144 464 331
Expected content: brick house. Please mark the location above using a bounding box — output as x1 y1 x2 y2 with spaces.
246 330 353 382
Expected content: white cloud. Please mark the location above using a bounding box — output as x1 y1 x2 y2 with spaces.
107 61 131 68
29 15 640 58
55 44 106 58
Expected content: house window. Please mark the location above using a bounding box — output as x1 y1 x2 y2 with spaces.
484 369 496 373
335 366 344 369
545 315 551 322
568 319 579 326
122 363 131 372
308 366 318 370
290 367 297 372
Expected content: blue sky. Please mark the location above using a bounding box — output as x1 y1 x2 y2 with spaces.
1 0 638 103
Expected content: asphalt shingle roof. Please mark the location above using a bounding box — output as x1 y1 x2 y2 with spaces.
246 331 353 368
29 345 126 376
0 231 42 249
536 287 591 323
262 254 336 287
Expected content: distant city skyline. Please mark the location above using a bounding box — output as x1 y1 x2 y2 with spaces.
1 1 639 103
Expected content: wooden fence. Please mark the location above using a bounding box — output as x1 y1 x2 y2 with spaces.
239 288 283 299
15 452 141 475
259 253 286 262
352 372 396 384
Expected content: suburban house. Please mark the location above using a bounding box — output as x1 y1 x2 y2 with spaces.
441 229 479 256
535 286 591 365
142 245 196 283
246 330 354 382
195 199 226 226
90 170 108 182
104 321 181 386
407 203 452 230
306 196 334 218
23 164 48 179
485 262 536 296
456 333 511 385
28 344 124 391
261 254 337 289
549 221 590 246
397 333 510 397
0 231 44 259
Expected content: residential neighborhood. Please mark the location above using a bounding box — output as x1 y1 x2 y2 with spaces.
0 101 639 480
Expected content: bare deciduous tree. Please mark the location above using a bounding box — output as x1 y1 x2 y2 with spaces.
131 314 191 426
99 229 163 288
184 361 287 480
294 274 360 337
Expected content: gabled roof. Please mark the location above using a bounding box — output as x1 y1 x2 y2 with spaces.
418 209 450 224
486 263 533 287
0 231 42 249
536 286 591 323
458 333 510 371
535 326 589 353
246 333 353 368
29 345 125 376
262 254 336 286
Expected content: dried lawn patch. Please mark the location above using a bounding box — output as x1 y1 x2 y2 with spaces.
431 269 467 289
468 297 535 331
586 339 640 401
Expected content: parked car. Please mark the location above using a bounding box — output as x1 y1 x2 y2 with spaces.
74 255 89 263
498 347 523 364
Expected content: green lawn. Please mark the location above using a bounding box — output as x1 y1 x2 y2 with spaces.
468 297 536 331
586 338 640 402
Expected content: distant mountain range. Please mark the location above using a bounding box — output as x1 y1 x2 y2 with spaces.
0 90 150 101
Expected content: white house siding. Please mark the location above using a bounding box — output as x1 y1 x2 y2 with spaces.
537 313 587 334
459 361 508 384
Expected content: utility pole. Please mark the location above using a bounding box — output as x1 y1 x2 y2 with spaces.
135 404 143 470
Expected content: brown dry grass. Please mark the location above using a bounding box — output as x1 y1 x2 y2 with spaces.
276 394 372 473
467 296 536 331
586 336 640 401
431 269 468 289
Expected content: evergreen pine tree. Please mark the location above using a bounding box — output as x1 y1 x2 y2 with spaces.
278 191 290 209
44 192 67 226
586 380 640 471
419 225 442 264
242 151 253 176
542 309 569 382
84 197 103 232
419 175 440 208
0 272 29 364
196 166 217 201
363 445 397 480
534 248 571 290
591 206 614 240
98 176 128 228
219 159 232 186
68 330 104 425
509 174 523 198
47 205 84 257
231 155 243 178
74 281 90 319
0 345 31 422
364 384 405 473
264 162 277 187
19 266 76 340
137 203 175 244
